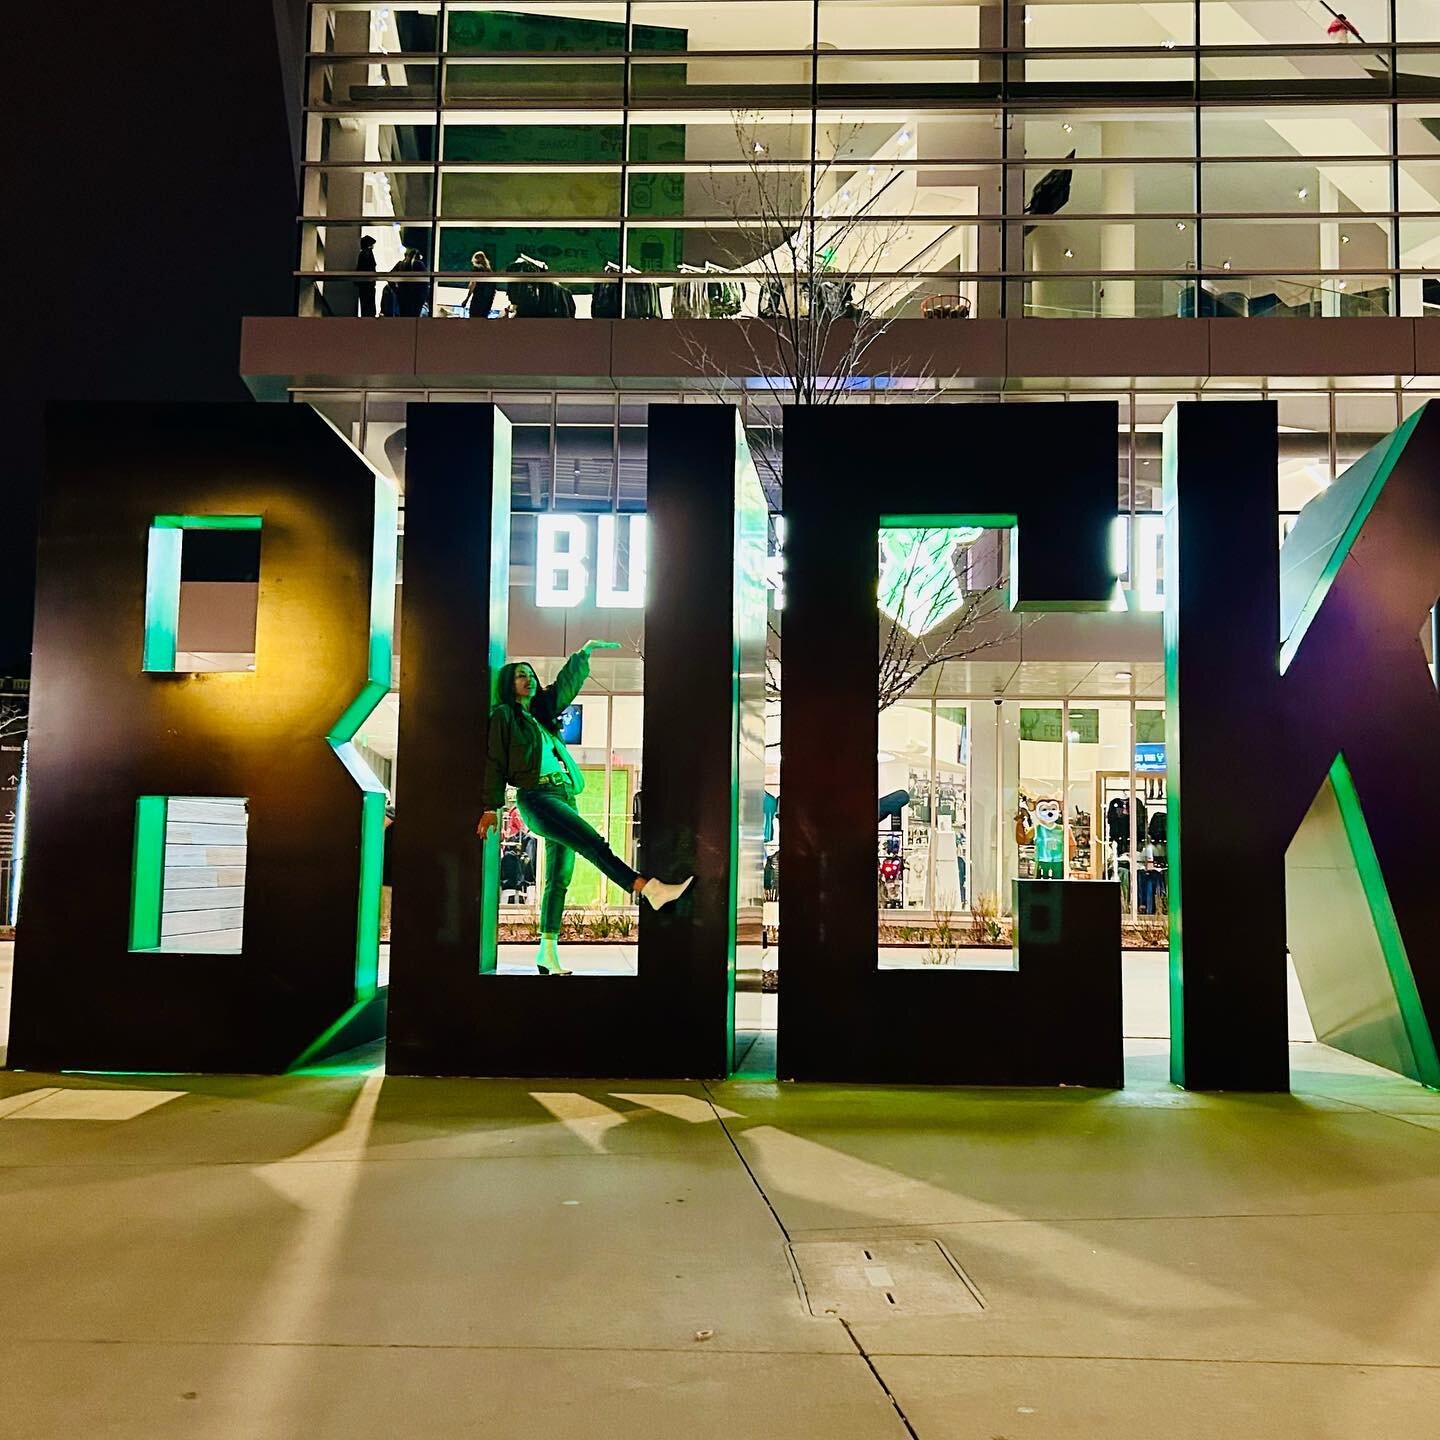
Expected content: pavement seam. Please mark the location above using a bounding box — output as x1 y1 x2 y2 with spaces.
856 1351 1440 1370
701 1084 922 1438
1 1337 866 1355
783 1206 1440 1233
6 1338 1440 1371
701 1080 793 1243
841 1320 922 1440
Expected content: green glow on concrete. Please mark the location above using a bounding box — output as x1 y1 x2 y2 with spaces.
1328 752 1440 1090
152 515 263 531
142 528 183 671
144 514 263 672
326 474 399 1005
129 795 168 952
287 998 375 1073
1279 405 1424 675
60 1070 186 1077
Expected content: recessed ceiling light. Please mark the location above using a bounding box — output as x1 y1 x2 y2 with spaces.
877 750 896 763
1175 221 1187 231
1341 233 1351 244
1064 248 1074 258
1297 186 1309 200
1062 122 1073 133
1115 670 1133 681
1222 259 1232 269
1338 280 1348 290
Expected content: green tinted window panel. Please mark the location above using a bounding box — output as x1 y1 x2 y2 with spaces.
445 124 623 163
442 172 621 221
627 125 686 164
1136 709 1166 743
446 61 624 102
626 172 685 219
1020 708 1100 744
448 10 630 53
438 226 620 273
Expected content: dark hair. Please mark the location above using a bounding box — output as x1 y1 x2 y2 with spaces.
359 235 376 248
495 661 562 733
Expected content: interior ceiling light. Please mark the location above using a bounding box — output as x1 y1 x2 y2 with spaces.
1222 259 1232 269
1064 248 1074 258
1114 670 1133 681
899 130 911 145
1297 186 1309 200
1338 280 1348 289
1341 233 1351 244
1062 122 1073 133
1175 221 1187 230
753 140 765 155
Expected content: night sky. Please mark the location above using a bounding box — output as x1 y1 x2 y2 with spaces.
3 1 306 674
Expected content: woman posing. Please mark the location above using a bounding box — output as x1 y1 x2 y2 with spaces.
477 640 692 974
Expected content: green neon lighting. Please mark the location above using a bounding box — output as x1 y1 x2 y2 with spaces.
1161 406 1186 1085
480 413 515 975
129 795 169 951
287 998 376 1073
142 528 183 671
1279 405 1425 675
152 515 263 531
1328 752 1440 1090
143 514 263 673
326 475 399 1004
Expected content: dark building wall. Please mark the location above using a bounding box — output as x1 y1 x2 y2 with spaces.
2 0 306 674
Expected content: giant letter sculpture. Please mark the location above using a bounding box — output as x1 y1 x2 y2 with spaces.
9 404 396 1072
1166 400 1440 1091
386 403 766 1076
781 402 1121 1084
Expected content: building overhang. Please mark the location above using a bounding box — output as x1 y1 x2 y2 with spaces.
241 316 1440 398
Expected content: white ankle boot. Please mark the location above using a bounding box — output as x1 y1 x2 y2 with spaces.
641 876 694 911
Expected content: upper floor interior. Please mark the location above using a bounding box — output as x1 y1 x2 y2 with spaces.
298 0 1440 323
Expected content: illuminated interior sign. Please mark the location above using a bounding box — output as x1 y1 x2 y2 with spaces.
536 512 1167 612
535 514 647 608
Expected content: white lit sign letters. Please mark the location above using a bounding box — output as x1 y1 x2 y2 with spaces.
536 512 1166 612
536 514 647 609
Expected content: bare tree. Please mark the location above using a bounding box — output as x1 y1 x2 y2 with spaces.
0 700 26 744
672 111 1012 709
876 532 1012 712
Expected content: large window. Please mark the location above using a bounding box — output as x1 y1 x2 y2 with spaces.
299 2 1440 320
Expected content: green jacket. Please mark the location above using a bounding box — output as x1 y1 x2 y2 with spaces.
481 650 588 810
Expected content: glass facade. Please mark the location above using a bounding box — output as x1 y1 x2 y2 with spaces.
302 0 1440 320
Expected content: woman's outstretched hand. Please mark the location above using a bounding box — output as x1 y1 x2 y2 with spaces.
582 639 621 654
477 810 499 839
